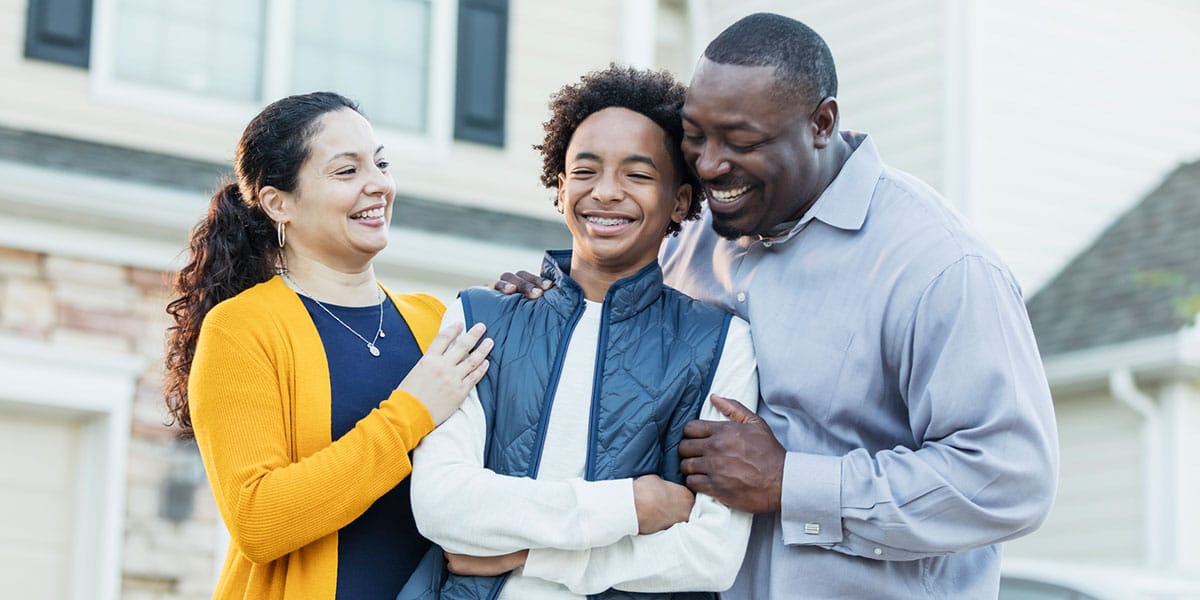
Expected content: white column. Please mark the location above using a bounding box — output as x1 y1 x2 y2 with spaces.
942 0 973 215
1160 380 1200 572
686 0 711 70
619 0 658 68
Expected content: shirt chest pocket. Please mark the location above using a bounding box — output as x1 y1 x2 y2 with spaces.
756 322 853 421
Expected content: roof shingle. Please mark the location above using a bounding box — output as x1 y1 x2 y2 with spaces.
1027 160 1200 356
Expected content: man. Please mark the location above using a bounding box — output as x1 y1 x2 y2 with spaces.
504 13 1058 599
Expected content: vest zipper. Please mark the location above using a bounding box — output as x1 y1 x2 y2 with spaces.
527 300 586 478
583 298 611 481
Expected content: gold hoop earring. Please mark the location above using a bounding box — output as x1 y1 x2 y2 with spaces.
277 222 286 248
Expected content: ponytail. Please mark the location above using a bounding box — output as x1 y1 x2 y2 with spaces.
164 183 280 434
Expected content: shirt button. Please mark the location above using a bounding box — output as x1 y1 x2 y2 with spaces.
763 241 773 248
736 292 747 303
873 548 883 556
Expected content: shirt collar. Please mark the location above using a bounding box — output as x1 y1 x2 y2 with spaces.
754 131 882 245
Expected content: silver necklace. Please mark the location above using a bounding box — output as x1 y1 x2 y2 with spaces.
283 273 386 357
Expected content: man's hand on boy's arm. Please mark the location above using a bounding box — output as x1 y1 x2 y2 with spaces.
444 550 528 576
680 394 785 514
494 271 553 299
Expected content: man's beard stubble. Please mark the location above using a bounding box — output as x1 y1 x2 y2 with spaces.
710 213 749 241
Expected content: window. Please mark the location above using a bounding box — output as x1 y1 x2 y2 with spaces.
24 0 95 67
107 0 264 103
291 0 432 133
91 0 441 135
80 0 506 146
453 0 508 145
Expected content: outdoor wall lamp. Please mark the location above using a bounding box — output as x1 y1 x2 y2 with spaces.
159 438 205 524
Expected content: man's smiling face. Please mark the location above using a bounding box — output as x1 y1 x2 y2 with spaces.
681 58 822 239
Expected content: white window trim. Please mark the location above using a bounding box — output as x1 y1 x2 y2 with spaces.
88 0 458 159
0 336 144 600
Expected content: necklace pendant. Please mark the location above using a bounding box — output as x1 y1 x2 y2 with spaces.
367 343 381 357
378 329 386 338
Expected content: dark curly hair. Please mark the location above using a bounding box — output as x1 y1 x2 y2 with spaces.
535 64 702 236
163 91 359 435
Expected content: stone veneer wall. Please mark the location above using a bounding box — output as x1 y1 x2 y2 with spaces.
0 246 221 599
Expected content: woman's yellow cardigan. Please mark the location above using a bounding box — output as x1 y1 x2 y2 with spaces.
189 276 444 599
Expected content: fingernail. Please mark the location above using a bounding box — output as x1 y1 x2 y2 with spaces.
470 323 485 334
530 288 542 298
541 279 553 289
502 282 515 291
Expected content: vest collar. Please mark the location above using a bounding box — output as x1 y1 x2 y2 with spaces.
540 249 664 323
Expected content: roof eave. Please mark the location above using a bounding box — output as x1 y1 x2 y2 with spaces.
1043 324 1200 394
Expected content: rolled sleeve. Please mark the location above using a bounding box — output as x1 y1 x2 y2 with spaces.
569 477 638 548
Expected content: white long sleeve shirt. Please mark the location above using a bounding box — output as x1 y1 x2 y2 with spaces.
411 298 759 598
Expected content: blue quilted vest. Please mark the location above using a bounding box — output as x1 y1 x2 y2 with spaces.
402 250 731 600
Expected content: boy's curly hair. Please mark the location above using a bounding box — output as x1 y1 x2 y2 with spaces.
534 64 703 236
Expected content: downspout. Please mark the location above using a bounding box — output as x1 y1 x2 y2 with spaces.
1108 367 1167 567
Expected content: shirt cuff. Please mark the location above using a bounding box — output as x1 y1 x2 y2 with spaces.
780 452 843 545
523 546 589 588
572 477 638 547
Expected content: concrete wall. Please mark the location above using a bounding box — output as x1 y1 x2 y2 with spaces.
1004 388 1145 563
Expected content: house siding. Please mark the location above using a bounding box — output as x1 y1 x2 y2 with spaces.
699 0 948 197
1004 390 1145 563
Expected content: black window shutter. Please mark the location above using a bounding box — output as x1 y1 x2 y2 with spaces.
454 0 509 146
24 0 94 68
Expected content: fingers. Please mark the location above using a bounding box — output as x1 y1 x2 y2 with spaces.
441 322 486 361
679 455 701 475
466 358 490 386
685 473 713 496
709 394 758 424
495 271 553 299
494 274 521 294
678 437 705 459
425 321 465 355
518 270 553 290
459 326 492 372
682 417 718 441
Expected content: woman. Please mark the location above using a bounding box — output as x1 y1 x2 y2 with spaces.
163 92 492 599
406 66 757 600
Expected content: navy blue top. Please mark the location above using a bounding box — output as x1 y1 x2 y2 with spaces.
297 294 430 599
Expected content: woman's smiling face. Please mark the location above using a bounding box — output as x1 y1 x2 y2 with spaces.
282 108 396 270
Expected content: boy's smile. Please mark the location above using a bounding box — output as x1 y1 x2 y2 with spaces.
557 107 691 299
